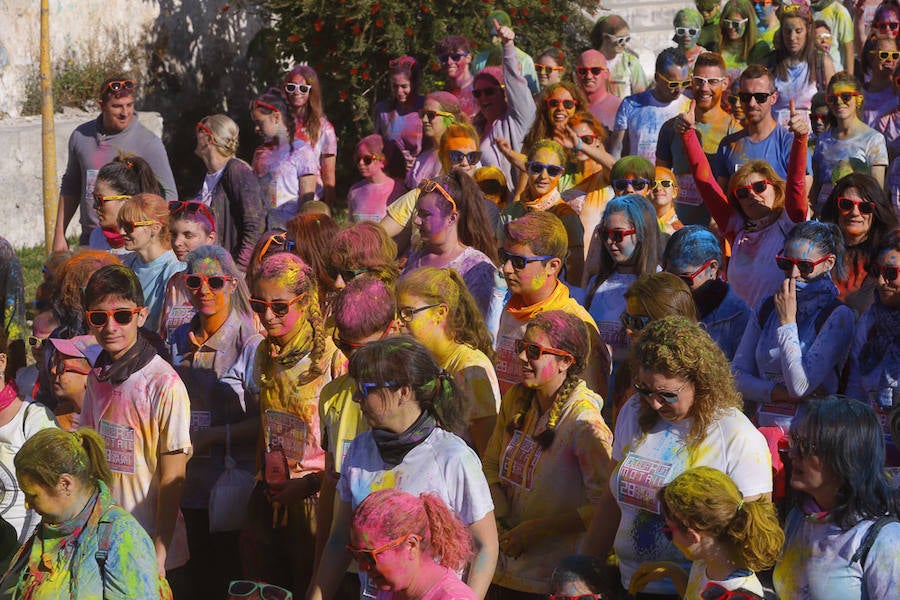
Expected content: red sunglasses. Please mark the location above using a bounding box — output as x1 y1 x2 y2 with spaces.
836 197 875 215
875 264 900 282
775 253 832 276
673 258 716 287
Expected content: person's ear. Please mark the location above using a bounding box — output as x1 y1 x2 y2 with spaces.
58 473 76 497
208 231 218 245
546 256 563 276
684 526 703 546
136 307 149 328
709 259 720 276
825 254 837 272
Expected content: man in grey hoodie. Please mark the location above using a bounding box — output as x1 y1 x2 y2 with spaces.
52 76 177 250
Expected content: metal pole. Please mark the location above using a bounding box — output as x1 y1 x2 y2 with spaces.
40 0 57 251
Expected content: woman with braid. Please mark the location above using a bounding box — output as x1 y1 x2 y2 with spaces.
482 310 613 598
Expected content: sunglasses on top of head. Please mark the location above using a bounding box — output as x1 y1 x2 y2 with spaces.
104 80 135 95
259 232 296 263
168 200 216 231
184 273 233 292
283 83 311 95
836 197 875 214
774 253 833 276
733 179 773 200
526 161 565 177
85 307 143 328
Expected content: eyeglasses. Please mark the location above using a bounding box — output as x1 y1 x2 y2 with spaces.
419 179 458 212
250 98 280 113
438 51 468 63
356 381 406 400
634 380 689 404
447 150 482 166
601 227 637 243
722 18 748 29
612 178 650 192
836 197 875 214
472 87 500 98
103 80 135 95
874 21 900 31
325 265 370 282
787 431 816 459
547 98 577 110
27 336 47 348
168 200 216 231
576 66 609 77
701 582 763 600
526 161 565 177
825 91 861 105
85 307 143 328
619 312 651 331
578 134 599 145
652 179 675 190
258 232 296 263
603 32 631 45
346 533 412 569
774 253 833 276
51 354 92 377
120 220 157 235
228 580 292 600
810 113 828 124
332 320 392 355
357 154 384 165
535 64 565 75
398 303 440 323
283 83 311 95
196 121 215 139
514 339 574 361
420 109 454 122
876 264 900 282
815 32 833 42
249 294 306 316
184 273 232 292
871 50 900 61
674 27 699 36
738 91 774 105
673 257 716 286
692 76 725 87
657 73 691 90
93 193 131 209
733 179 773 200
499 248 553 270
548 594 604 600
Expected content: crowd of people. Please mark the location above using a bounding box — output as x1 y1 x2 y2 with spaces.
0 1 899 599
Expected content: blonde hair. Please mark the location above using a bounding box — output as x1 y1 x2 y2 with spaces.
201 114 240 157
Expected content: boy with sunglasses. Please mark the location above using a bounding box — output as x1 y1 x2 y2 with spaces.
611 48 692 163
80 265 192 584
495 212 611 398
53 76 177 252
436 35 478 119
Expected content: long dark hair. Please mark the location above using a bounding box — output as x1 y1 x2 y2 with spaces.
821 173 898 260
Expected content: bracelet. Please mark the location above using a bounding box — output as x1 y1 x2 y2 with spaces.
574 139 583 151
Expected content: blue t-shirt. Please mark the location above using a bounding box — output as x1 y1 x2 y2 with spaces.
714 124 810 180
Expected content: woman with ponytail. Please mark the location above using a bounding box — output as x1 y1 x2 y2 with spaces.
309 336 497 600
396 267 500 454
348 489 477 599
0 428 160 598
482 310 613 598
194 114 265 270
89 154 161 254
630 466 784 598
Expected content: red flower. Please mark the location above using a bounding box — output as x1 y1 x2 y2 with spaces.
340 90 349 101
362 71 370 80
375 18 383 27
371 3 381 14
421 4 429 12
350 67 359 76
522 7 529 15
314 19 323 32
552 40 562 48
560 14 568 21
509 7 517 15
352 25 362 36
221 4 230 12
287 34 301 43
406 27 414 36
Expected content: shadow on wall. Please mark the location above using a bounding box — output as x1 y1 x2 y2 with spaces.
138 0 275 199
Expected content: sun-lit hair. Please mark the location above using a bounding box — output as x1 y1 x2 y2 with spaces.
664 225 723 270
537 47 567 69
286 212 341 295
503 211 569 261
117 193 172 247
438 123 480 173
772 11 817 85
527 138 567 166
631 316 743 449
591 15 630 48
717 0 758 63
694 51 727 72
506 310 593 449
660 467 784 572
183 245 251 318
424 91 469 126
396 267 494 361
334 275 396 341
523 82 589 150
54 250 122 334
96 154 160 196
348 336 467 434
352 489 475 571
436 35 471 56
169 202 215 237
16 428 112 490
98 74 135 103
283 65 326 146
254 253 326 383
827 71 864 117
786 220 848 280
568 111 606 141
420 171 498 264
328 222 399 284
610 155 655 184
624 273 698 321
199 114 240 157
728 160 786 219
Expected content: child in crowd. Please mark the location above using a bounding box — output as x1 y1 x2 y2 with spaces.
347 134 405 223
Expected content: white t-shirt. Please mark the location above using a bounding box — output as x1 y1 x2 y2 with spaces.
610 397 772 595
685 561 764 600
0 402 57 543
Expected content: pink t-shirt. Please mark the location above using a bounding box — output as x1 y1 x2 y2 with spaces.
82 354 192 569
347 178 406 223
375 568 478 600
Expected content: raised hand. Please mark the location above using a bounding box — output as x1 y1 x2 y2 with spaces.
494 19 515 46
787 99 809 137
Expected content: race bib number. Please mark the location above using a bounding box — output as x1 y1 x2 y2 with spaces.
495 336 522 394
101 420 135 474
164 305 196 340
265 409 308 466
499 431 543 490
675 173 702 206
190 410 211 458
617 453 673 514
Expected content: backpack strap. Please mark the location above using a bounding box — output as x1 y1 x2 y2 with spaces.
850 515 897 568
95 518 114 581
813 296 844 335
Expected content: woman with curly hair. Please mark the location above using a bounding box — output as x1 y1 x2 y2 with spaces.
483 310 613 598
348 489 479 599
326 221 399 292
309 336 498 600
396 267 499 454
283 65 338 205
581 317 772 598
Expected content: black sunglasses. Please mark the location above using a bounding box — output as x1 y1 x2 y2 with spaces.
612 178 650 192
85 308 143 328
448 150 482 165
738 91 774 105
619 312 651 331
526 161 565 177
472 87 499 98
438 52 468 63
876 264 900 282
498 248 553 270
601 227 636 244
546 98 577 110
325 265 370 282
184 274 231 292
